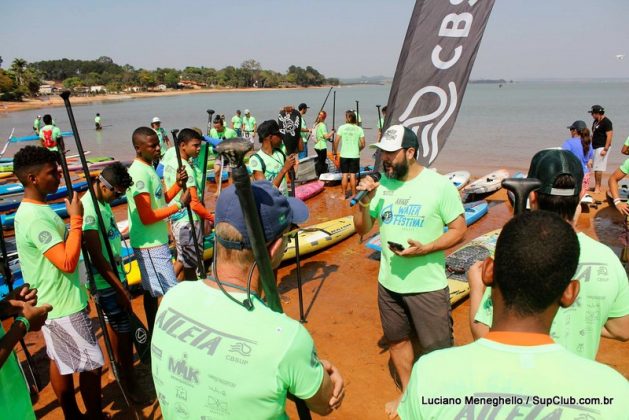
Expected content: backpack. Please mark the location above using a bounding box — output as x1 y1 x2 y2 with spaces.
251 148 286 175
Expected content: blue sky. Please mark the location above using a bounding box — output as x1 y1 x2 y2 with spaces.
2 0 628 80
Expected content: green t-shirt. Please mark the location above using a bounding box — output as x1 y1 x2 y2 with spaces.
39 124 61 152
151 281 324 420
126 159 170 248
300 115 309 142
33 118 41 131
620 158 629 174
249 149 288 196
314 122 328 150
154 127 168 157
243 116 256 132
162 148 199 224
397 337 629 420
336 123 364 158
231 115 243 129
370 169 464 293
15 202 88 319
475 232 629 360
209 127 237 140
81 194 126 290
95 116 101 124
0 325 36 419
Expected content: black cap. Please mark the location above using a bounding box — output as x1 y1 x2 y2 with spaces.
257 120 282 140
567 120 587 131
528 149 583 197
298 103 309 111
588 105 605 114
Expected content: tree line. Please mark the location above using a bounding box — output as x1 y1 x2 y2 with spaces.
0 56 339 100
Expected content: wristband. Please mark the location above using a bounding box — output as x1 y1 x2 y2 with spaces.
358 200 370 208
15 316 30 332
175 200 183 210
614 198 622 205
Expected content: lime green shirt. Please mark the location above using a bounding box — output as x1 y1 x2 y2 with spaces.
475 232 629 360
209 127 237 140
15 202 88 319
243 116 256 132
0 325 36 419
231 115 243 129
81 194 126 290
314 122 328 150
151 281 324 420
378 117 384 130
336 123 364 158
126 159 170 248
624 136 629 147
33 118 41 131
620 158 629 174
39 124 61 152
300 115 309 142
370 169 464 293
249 149 288 196
95 116 102 124
398 337 629 420
162 148 199 223
154 127 169 157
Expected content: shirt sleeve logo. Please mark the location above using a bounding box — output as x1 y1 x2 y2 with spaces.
85 215 96 226
38 231 53 244
136 180 145 190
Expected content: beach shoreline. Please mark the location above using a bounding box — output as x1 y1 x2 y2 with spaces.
0 85 332 114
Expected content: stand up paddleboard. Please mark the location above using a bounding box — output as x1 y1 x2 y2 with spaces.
463 169 510 196
445 170 471 190
295 181 324 201
283 216 356 261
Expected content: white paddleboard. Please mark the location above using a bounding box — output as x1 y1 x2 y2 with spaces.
464 169 510 195
445 170 470 190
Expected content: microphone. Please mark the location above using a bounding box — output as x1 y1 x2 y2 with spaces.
350 172 382 206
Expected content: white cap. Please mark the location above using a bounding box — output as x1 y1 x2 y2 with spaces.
37 115 41 118
152 117 161 123
369 125 419 152
244 109 250 114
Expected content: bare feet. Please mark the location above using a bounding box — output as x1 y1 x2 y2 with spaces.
385 396 402 419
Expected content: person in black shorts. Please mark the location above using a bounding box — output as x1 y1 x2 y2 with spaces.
334 111 365 199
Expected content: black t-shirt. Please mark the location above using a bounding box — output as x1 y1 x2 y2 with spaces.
278 110 302 155
592 117 612 149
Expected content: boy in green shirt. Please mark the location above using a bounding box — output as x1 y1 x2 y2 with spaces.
94 113 102 130
334 111 365 199
81 162 147 401
152 181 345 418
162 129 214 280
209 115 238 191
33 115 42 135
150 116 171 160
126 127 190 332
38 114 61 152
13 146 106 419
250 120 297 196
313 111 335 177
399 211 629 420
231 109 243 136
472 150 629 359
298 102 311 159
242 109 257 143
0 284 51 419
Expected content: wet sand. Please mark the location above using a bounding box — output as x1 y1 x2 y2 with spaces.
3 180 628 419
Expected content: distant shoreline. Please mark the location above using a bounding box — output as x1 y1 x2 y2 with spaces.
0 85 333 114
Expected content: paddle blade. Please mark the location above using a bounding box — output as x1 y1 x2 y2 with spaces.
129 313 151 364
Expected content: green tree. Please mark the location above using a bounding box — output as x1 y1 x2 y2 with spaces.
63 76 83 90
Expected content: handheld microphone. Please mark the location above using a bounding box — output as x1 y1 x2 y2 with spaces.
350 172 382 206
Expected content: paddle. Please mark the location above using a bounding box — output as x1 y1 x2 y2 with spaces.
171 129 205 278
61 92 150 400
216 138 312 420
355 100 360 127
199 109 215 236
501 178 542 216
0 128 15 158
329 91 336 143
0 226 42 394
376 105 383 141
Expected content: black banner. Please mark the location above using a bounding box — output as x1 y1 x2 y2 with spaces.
384 0 495 166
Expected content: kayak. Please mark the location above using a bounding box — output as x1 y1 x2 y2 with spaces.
68 160 119 172
10 131 74 143
0 180 88 200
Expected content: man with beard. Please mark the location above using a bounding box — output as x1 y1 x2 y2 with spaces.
353 125 466 418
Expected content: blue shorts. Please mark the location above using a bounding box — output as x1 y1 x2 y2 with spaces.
96 287 131 333
133 245 178 297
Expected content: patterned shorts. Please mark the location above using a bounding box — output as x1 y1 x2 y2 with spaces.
172 220 203 269
42 307 104 375
96 287 131 333
133 245 178 297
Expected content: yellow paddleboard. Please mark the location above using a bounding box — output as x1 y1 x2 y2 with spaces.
282 216 356 261
0 172 14 179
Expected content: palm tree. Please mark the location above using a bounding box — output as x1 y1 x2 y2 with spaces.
10 58 27 86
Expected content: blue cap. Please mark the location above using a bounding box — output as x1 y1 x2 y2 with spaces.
215 181 309 249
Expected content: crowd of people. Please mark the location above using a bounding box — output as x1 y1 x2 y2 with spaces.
1 102 628 419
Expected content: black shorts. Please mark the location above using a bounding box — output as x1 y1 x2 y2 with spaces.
340 157 359 174
378 283 453 353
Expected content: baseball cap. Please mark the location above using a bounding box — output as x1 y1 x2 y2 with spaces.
257 120 282 140
369 125 419 152
567 120 587 130
152 117 161 123
244 109 251 114
215 181 309 249
298 103 309 111
528 149 583 196
588 105 604 114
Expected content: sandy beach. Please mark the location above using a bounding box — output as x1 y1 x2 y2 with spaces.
2 177 626 419
0 85 329 114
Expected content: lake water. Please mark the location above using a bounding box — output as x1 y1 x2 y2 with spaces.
1 81 628 177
